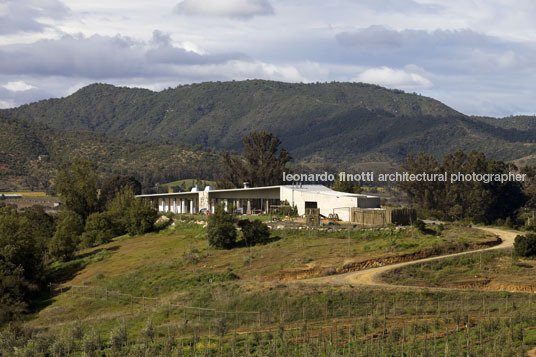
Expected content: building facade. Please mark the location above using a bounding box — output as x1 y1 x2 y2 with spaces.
138 184 380 222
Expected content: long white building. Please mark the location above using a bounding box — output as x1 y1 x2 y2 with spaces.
138 184 380 222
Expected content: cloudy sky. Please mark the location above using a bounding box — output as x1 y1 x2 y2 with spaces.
1 0 535 116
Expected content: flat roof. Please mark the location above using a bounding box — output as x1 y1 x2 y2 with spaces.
136 184 379 199
282 185 378 198
136 185 281 198
136 191 200 198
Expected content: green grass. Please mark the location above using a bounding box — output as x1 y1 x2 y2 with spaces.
383 249 536 290
3 223 532 356
162 179 216 188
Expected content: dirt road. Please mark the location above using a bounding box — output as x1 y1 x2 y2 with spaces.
301 227 519 289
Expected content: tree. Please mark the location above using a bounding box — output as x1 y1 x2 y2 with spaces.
0 207 46 321
219 131 291 188
80 212 119 248
22 206 55 253
331 176 362 194
107 187 157 236
400 150 526 223
0 207 44 282
125 197 158 236
207 204 237 249
49 210 84 261
0 258 33 323
238 219 270 246
514 234 536 257
100 175 142 205
56 159 100 221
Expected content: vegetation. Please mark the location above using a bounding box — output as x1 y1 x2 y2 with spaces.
100 175 142 204
0 207 51 322
80 212 118 248
4 80 536 170
219 131 290 188
514 233 536 257
0 114 221 192
238 219 271 246
331 175 362 193
400 150 527 223
412 219 426 233
49 210 84 261
56 159 101 220
1 222 534 356
383 248 536 292
206 204 237 249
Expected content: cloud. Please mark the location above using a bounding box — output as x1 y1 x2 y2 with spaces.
0 32 247 79
354 0 443 14
336 26 496 51
174 0 273 19
0 99 15 109
355 66 432 89
0 0 69 34
335 25 534 75
2 81 36 92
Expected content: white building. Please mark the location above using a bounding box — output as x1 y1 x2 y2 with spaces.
137 184 380 222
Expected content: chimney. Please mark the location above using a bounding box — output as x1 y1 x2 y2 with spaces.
243 182 250 189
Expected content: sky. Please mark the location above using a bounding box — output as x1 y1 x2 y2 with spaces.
1 0 535 117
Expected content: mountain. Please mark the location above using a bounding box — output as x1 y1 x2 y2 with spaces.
3 80 536 166
0 114 221 192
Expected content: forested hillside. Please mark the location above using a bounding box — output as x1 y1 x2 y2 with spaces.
5 80 536 165
0 115 221 192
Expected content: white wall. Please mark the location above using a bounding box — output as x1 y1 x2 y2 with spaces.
280 186 380 222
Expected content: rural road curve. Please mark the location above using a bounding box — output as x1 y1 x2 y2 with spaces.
299 226 519 289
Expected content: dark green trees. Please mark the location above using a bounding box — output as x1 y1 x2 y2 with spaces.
219 131 290 188
514 234 536 257
331 175 362 194
0 207 52 322
238 219 270 246
400 150 526 223
80 212 118 248
49 210 84 261
207 204 237 249
107 188 158 236
56 159 100 220
100 175 142 204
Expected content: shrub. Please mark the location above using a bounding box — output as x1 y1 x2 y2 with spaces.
207 204 237 249
82 330 101 357
49 210 84 261
110 324 128 352
412 219 426 233
124 198 158 236
108 187 158 236
80 211 119 248
514 233 536 257
238 219 270 246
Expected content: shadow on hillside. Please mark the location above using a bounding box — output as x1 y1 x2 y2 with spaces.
46 246 119 285
32 246 120 314
235 235 281 248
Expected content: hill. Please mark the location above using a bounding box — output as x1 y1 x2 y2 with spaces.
5 80 536 165
3 221 535 355
0 115 221 192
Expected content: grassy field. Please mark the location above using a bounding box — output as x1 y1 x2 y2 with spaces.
383 248 536 292
48 221 497 294
161 179 216 191
2 221 536 356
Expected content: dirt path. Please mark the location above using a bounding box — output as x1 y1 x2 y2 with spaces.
300 227 519 289
528 347 536 357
